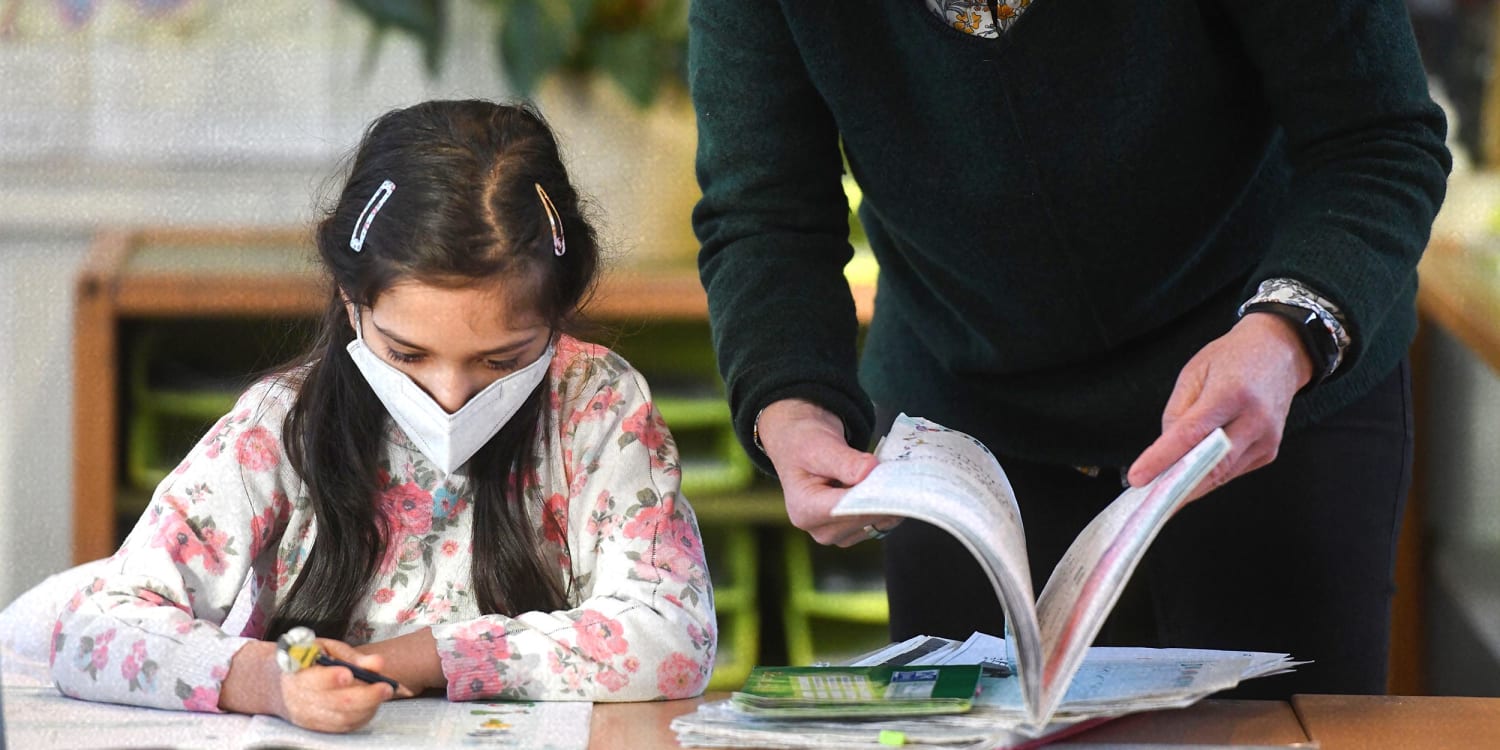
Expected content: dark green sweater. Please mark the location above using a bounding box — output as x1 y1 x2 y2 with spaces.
690 0 1450 469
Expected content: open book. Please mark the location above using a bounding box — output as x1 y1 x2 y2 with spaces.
831 414 1231 729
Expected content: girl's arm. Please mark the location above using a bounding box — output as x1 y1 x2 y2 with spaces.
50 380 300 712
417 348 718 702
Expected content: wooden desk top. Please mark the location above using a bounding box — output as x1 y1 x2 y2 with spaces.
600 693 1500 749
4 682 1496 748
1292 694 1500 750
588 694 1313 750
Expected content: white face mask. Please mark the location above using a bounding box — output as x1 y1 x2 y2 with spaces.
345 308 553 474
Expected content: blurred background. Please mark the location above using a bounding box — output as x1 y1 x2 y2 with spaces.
0 0 1497 696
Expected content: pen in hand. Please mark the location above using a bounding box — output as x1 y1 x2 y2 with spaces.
275 626 400 691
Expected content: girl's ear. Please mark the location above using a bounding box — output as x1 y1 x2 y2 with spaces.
340 289 360 335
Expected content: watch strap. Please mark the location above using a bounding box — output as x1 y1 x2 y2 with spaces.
1240 300 1341 388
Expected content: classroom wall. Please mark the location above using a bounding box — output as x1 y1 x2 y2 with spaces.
0 234 91 608
0 0 698 608
0 0 506 607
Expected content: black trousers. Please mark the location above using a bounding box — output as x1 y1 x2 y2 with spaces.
879 360 1412 698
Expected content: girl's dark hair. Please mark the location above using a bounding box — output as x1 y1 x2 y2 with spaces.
266 100 599 640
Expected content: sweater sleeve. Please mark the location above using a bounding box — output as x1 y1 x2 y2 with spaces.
431 352 717 702
50 380 299 712
1218 0 1450 372
689 0 875 469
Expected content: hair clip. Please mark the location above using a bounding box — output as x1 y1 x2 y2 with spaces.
349 179 396 253
534 183 566 257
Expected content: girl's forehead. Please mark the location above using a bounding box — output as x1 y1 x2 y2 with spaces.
373 279 547 338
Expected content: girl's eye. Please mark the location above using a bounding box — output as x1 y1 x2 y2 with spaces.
484 358 519 372
385 348 423 365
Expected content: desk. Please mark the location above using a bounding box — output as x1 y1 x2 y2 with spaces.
5 685 1498 749
604 694 1500 749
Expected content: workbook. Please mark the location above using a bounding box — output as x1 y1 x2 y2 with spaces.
831 414 1231 730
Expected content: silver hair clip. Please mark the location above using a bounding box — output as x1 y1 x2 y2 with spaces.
534 183 566 257
349 179 396 253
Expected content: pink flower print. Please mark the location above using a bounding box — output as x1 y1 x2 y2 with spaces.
457 671 506 701
572 610 628 663
233 425 279 471
441 539 459 556
548 651 585 691
121 639 147 682
585 491 623 544
49 618 64 662
134 589 168 608
541 493 569 548
179 682 220 712
452 622 511 663
658 513 704 560
373 588 395 604
396 608 417 625
247 490 290 555
380 481 433 536
75 628 116 677
656 652 705 699
596 666 629 693
622 403 669 452
620 501 669 541
623 656 640 673
425 595 453 620
243 604 268 639
248 506 278 555
570 385 623 430
173 458 191 474
379 535 421 576
634 542 706 590
200 415 231 458
149 496 232 575
689 620 717 651
197 525 232 575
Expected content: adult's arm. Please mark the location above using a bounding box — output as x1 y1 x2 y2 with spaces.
690 0 874 470
1129 0 1450 487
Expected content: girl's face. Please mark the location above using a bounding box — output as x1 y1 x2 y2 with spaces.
346 279 552 414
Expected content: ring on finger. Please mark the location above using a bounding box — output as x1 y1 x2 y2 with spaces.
863 523 889 541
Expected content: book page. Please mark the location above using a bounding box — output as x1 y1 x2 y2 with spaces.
1 684 251 749
237 698 591 749
1030 428 1230 725
832 415 1043 718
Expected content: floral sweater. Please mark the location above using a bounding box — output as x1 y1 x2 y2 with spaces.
49 336 716 711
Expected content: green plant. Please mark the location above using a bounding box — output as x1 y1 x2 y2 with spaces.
340 0 688 108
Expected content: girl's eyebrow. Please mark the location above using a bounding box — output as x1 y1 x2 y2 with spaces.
372 319 538 357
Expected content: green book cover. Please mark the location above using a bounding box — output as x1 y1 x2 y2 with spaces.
730 665 981 718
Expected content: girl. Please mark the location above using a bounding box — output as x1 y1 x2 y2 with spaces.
47 100 716 732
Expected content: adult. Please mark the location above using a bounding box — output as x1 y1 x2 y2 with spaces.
689 0 1450 697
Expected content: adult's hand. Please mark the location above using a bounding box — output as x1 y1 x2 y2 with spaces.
1126 312 1315 501
756 398 899 546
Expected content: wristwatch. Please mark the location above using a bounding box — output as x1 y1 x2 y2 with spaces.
1240 300 1340 388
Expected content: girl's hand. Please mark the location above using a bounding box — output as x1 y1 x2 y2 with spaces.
275 639 395 733
222 638 393 734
